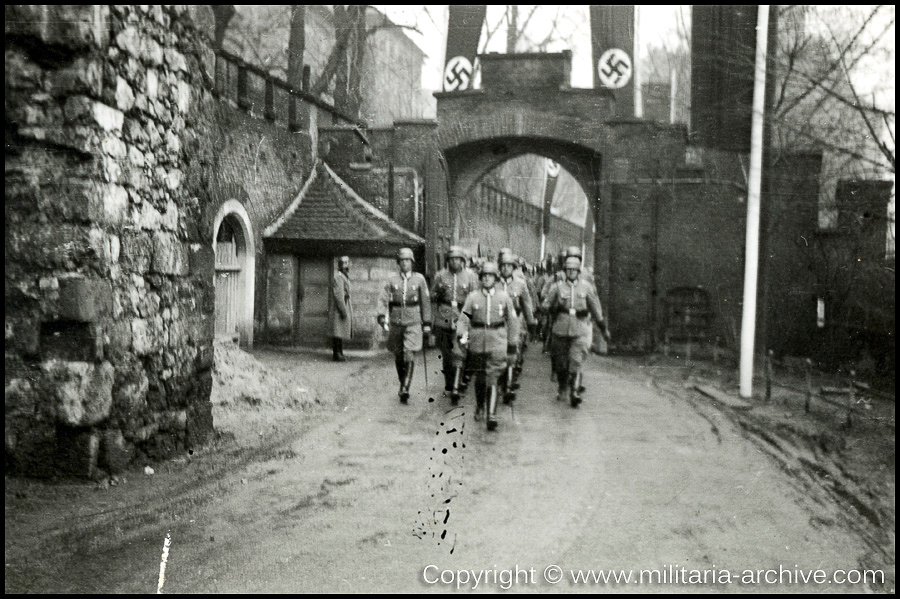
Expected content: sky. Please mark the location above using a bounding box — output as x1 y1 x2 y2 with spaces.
375 4 894 112
374 5 689 91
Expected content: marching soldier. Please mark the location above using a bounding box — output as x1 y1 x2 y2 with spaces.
431 246 478 404
543 256 611 407
377 248 432 404
497 251 536 402
330 255 353 361
456 262 520 431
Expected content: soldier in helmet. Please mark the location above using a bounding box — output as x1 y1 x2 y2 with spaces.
377 247 432 404
497 251 536 402
543 256 611 407
456 262 520 430
431 245 478 404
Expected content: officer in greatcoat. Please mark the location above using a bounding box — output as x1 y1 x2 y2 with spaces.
543 256 611 407
377 248 432 403
431 245 478 404
330 255 353 361
456 262 520 431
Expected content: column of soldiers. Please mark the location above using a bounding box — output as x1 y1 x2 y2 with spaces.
374 244 610 429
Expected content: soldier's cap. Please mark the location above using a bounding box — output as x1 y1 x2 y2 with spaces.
498 252 517 265
498 247 512 257
564 257 582 270
339 255 350 263
446 245 466 260
479 261 499 276
566 246 583 259
396 247 415 261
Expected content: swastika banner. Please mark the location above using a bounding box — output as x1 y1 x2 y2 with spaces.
443 5 486 92
590 5 635 116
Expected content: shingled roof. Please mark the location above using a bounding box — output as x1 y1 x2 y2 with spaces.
264 161 424 248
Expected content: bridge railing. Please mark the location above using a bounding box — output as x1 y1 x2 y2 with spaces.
212 49 364 131
479 182 581 238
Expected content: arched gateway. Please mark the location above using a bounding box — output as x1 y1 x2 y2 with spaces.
431 52 687 351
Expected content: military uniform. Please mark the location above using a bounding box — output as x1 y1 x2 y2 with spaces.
497 256 536 401
377 249 432 403
431 248 478 402
457 263 520 430
543 257 609 407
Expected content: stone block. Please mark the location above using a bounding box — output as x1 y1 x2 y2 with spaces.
158 410 187 432
92 102 124 132
101 136 127 158
120 231 152 273
98 183 128 224
47 57 103 97
56 277 112 322
145 68 158 99
164 48 187 72
104 319 133 359
5 50 42 90
6 5 107 51
131 317 164 356
115 76 135 112
41 360 115 427
98 429 131 474
151 231 189 275
5 378 36 415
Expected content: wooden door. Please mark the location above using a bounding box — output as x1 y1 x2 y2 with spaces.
297 258 331 343
215 217 243 341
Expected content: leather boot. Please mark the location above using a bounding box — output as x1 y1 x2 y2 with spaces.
442 368 453 393
400 360 415 403
503 365 517 404
486 385 499 431
569 372 582 408
556 371 568 402
396 358 407 403
474 380 485 421
332 338 346 362
450 368 463 405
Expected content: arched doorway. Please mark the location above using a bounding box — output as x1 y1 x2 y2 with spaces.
213 200 255 347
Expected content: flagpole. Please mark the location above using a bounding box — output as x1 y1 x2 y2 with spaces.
739 5 770 399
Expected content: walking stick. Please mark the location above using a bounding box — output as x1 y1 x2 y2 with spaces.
422 328 429 390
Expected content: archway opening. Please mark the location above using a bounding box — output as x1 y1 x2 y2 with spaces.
213 201 255 347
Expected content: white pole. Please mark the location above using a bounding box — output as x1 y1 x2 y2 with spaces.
633 5 642 118
669 67 677 124
739 5 770 399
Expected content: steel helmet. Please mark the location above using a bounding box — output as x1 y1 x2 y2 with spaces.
566 246 583 260
564 256 582 270
396 247 415 261
446 245 465 260
480 261 499 276
499 251 517 265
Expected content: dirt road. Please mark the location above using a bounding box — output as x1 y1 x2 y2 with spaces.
5 347 893 593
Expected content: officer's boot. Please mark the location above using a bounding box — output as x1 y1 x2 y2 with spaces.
503 364 517 404
442 361 454 393
474 379 485 421
569 372 583 408
332 338 346 362
486 385 499 431
510 354 521 390
400 360 415 403
514 348 524 377
450 368 463 405
459 361 471 394
556 369 568 402
396 358 407 403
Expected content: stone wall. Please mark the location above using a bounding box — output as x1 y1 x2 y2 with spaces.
5 5 215 477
